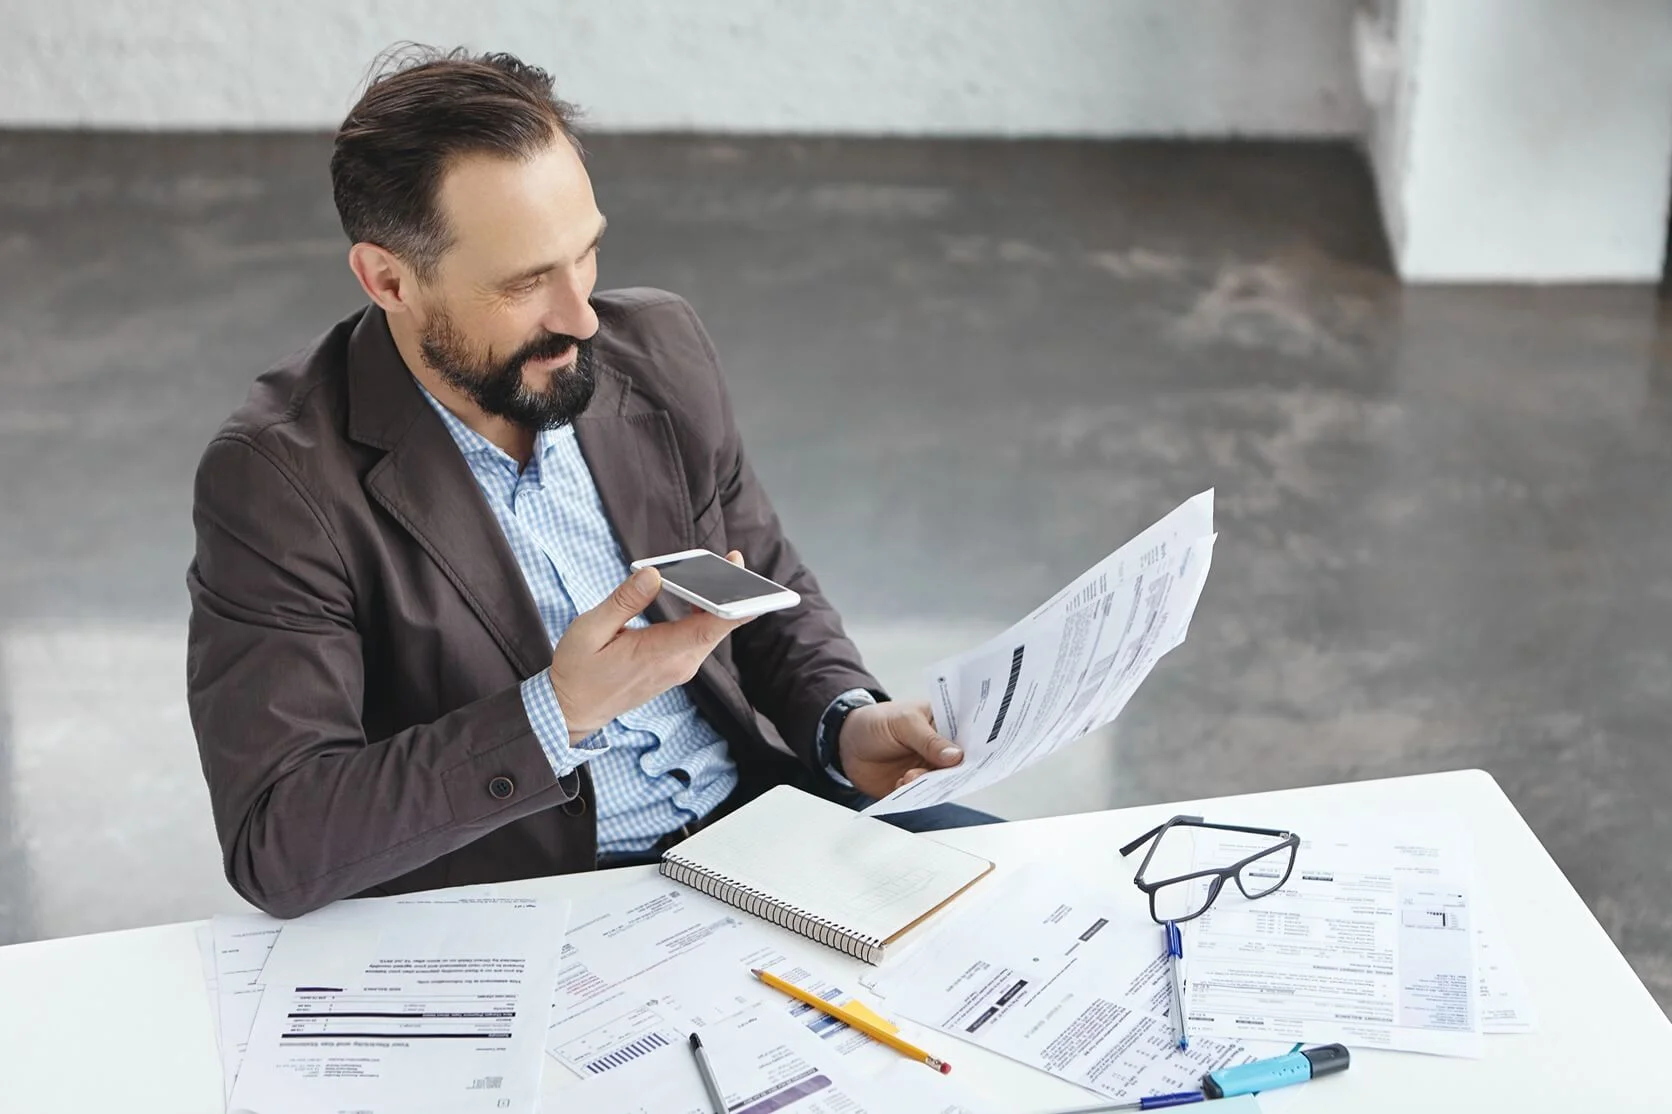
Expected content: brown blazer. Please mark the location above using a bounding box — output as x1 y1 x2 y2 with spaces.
186 288 881 918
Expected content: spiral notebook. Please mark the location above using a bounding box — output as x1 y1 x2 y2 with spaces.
659 785 995 964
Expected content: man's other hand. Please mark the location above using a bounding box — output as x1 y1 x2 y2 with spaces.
548 551 755 740
837 700 964 800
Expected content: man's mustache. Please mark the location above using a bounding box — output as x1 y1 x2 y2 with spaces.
514 332 586 368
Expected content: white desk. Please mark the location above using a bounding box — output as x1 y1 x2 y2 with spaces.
2 769 1666 1112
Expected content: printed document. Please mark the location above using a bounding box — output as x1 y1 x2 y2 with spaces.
866 865 1258 1100
1476 898 1537 1034
227 896 571 1114
864 491 1215 816
1183 829 1484 1057
203 891 522 1102
546 878 898 1080
558 1005 986 1114
207 914 281 1103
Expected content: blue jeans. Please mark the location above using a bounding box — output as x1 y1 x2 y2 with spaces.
859 799 1004 833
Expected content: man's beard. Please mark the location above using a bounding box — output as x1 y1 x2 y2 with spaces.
419 305 598 430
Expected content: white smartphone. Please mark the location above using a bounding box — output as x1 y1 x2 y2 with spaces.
629 549 801 620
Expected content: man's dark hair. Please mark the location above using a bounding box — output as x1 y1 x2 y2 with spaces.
331 46 582 280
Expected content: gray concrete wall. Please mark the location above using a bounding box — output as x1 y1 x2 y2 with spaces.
0 0 1364 135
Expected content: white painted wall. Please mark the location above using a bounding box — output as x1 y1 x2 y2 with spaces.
0 0 1364 136
1361 0 1672 283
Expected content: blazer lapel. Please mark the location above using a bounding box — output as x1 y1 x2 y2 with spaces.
343 308 754 741
575 357 759 739
346 309 552 679
574 363 693 627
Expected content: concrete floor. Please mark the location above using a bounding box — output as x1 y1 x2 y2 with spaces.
0 132 1668 1015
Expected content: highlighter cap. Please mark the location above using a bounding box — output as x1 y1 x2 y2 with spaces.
1303 1043 1351 1078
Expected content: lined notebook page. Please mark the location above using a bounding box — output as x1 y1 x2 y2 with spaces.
663 785 992 945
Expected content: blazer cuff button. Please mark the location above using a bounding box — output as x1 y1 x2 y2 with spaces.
488 775 515 800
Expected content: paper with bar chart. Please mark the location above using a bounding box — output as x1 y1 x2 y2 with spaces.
557 1004 990 1114
544 878 899 1081
863 491 1216 817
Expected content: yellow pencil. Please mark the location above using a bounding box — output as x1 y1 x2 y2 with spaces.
751 967 952 1074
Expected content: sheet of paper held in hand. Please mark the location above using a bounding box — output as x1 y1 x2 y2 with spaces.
863 491 1216 817
1182 827 1486 1058
227 896 572 1114
865 864 1267 1100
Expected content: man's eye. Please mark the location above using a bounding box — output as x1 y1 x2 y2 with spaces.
508 277 542 296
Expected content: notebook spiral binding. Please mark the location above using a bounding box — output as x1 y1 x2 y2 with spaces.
659 857 887 964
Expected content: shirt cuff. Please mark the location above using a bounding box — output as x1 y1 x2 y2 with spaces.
520 670 609 779
816 688 878 789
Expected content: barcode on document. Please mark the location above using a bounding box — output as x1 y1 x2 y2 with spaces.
985 646 1024 743
469 1076 505 1090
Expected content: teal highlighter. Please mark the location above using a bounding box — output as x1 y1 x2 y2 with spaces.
1202 1044 1351 1099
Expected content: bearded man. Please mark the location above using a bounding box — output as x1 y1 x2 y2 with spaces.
185 48 992 918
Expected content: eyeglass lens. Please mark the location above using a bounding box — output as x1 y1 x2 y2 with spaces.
1235 842 1296 899
1143 823 1296 920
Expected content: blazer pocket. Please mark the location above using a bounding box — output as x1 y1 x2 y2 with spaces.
692 490 725 548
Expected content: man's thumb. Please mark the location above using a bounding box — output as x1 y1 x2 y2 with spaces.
899 702 963 767
597 567 661 629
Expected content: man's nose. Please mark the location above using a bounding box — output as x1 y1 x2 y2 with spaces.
543 269 599 341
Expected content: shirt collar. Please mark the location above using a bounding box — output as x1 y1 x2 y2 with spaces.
413 377 568 479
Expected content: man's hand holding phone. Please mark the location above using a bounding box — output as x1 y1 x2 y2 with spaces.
547 551 755 742
547 550 965 795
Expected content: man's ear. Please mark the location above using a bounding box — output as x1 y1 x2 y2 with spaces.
347 242 418 316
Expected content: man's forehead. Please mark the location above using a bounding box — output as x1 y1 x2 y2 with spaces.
436 143 597 271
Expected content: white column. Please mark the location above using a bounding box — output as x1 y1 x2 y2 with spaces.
1359 0 1672 283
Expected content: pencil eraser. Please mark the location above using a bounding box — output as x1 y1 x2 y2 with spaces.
939 1062 952 1075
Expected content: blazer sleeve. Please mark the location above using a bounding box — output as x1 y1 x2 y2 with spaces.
186 435 575 918
673 300 886 768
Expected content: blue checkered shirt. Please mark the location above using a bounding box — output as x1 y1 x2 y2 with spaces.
416 382 738 855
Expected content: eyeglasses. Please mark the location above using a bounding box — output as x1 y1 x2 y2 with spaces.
1119 814 1300 924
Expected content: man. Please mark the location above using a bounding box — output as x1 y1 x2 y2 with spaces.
186 48 989 920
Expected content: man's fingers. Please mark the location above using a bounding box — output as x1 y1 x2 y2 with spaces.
896 767 930 790
895 701 964 767
678 608 751 653
725 550 744 567
631 608 750 669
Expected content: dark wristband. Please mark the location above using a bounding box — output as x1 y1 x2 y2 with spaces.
816 690 882 776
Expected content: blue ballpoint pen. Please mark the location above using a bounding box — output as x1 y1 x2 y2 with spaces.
1048 1045 1353 1114
1046 1090 1204 1112
1166 920 1188 1050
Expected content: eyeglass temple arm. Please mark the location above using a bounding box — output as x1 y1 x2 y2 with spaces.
1199 821 1296 839
1118 814 1204 857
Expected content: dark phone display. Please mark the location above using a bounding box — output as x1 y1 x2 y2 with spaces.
653 554 789 606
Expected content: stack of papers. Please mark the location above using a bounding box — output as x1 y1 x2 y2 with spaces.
560 1005 988 1114
193 838 1533 1112
861 835 1535 1104
865 866 1271 1101
1178 826 1537 1052
199 894 571 1114
1180 828 1492 1056
544 878 903 1081
540 877 985 1111
866 491 1216 817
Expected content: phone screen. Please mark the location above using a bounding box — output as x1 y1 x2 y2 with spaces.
653 553 788 606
